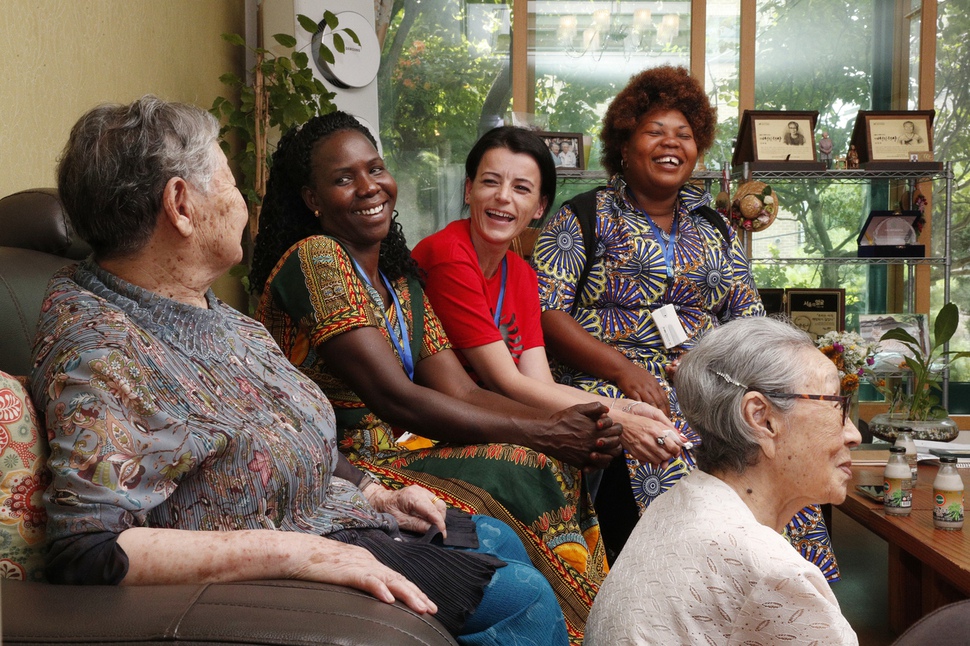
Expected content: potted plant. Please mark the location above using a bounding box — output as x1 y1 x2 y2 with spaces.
867 302 970 441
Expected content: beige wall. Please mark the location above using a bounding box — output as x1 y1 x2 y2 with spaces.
0 0 247 303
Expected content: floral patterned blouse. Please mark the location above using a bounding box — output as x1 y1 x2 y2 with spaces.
32 261 392 582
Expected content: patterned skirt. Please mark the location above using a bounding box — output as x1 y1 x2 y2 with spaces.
350 442 606 646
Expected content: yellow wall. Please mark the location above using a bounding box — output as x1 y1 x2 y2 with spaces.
0 0 247 303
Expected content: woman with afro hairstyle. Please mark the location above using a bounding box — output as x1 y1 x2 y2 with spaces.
530 66 839 581
251 111 625 644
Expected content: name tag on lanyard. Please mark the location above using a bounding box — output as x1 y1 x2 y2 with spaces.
652 303 688 349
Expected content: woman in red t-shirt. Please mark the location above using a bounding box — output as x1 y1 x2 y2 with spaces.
412 127 680 468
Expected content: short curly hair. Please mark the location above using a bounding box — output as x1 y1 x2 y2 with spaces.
601 65 717 176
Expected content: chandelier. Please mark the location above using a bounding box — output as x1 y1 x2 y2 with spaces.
557 3 681 60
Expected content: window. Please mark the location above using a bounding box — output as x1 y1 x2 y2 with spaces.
376 0 968 406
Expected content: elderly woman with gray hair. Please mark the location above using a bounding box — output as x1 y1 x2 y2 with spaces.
31 95 569 645
585 316 861 645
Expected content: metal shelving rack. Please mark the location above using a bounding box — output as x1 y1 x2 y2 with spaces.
735 163 953 305
736 162 954 406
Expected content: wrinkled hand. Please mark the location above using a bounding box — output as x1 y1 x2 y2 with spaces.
612 403 682 466
534 402 623 470
288 536 438 614
364 484 447 536
611 363 671 417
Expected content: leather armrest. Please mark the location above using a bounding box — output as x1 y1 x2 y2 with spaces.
1 579 458 646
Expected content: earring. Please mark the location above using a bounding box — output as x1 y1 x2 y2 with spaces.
314 210 320 217
621 158 628 169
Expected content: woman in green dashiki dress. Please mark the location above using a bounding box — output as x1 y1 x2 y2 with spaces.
250 111 625 644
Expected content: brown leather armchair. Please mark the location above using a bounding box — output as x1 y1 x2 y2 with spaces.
0 188 457 646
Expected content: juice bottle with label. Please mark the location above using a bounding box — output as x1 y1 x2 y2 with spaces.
933 456 964 530
884 446 913 516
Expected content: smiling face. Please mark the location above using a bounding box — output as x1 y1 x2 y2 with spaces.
301 129 397 254
771 349 862 506
621 108 698 204
464 147 547 251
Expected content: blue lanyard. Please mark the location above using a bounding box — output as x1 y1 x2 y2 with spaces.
630 192 678 288
492 257 508 328
352 259 415 381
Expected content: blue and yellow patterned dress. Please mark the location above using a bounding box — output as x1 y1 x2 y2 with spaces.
532 176 840 581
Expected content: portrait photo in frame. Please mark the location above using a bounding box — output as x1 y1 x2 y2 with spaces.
848 110 940 169
538 132 585 170
731 110 824 171
786 288 845 342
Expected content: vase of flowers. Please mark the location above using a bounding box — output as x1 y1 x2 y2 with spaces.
816 330 879 425
866 302 969 442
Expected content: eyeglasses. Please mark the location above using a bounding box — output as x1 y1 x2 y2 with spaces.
753 390 851 426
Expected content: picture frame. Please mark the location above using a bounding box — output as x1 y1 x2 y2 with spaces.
848 110 940 170
539 131 585 170
731 110 824 171
786 288 845 341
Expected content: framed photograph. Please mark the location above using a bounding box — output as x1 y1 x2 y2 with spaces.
786 288 845 341
731 110 824 171
849 110 940 169
759 288 786 316
539 132 585 170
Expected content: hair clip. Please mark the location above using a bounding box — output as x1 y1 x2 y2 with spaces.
713 370 746 388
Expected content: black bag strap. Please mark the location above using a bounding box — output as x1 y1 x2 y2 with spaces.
562 187 605 316
562 189 730 317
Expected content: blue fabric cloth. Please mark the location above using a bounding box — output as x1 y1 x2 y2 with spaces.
455 516 568 646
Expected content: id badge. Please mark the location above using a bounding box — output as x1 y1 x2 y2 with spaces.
652 304 688 349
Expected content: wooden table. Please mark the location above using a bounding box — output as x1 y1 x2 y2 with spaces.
837 464 970 633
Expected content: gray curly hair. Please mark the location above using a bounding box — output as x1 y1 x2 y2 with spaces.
57 95 220 259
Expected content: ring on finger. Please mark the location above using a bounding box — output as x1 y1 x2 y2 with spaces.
430 495 440 504
656 435 666 447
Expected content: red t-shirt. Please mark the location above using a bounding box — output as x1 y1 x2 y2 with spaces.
412 219 544 380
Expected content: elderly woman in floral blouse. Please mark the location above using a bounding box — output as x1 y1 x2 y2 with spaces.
32 95 568 645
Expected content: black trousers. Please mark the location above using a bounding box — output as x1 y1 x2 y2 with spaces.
594 453 641 566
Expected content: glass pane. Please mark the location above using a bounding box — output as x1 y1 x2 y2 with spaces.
907 3 920 110
933 0 970 399
378 0 512 242
749 1 875 296
529 0 692 170
705 0 740 169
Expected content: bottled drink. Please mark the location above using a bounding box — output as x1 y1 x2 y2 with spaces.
895 430 918 485
933 456 964 530
884 446 913 516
